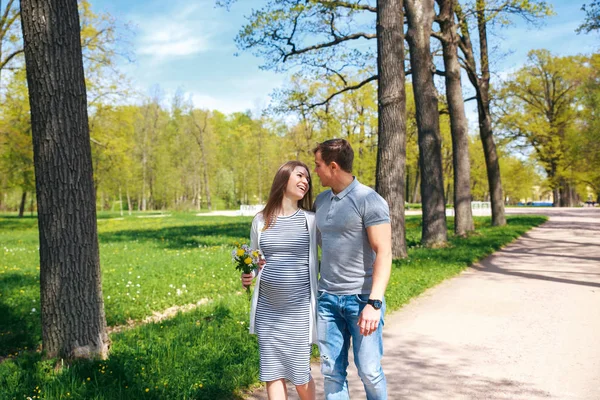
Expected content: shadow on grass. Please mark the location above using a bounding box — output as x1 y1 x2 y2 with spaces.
0 300 259 400
98 221 252 249
0 215 38 231
0 274 41 358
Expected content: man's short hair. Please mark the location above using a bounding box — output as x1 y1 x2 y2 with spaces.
313 138 354 173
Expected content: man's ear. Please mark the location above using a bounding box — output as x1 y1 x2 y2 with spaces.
329 161 339 171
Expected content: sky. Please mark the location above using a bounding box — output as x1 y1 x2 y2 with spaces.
91 0 598 116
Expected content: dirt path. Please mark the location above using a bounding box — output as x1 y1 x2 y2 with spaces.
246 208 600 399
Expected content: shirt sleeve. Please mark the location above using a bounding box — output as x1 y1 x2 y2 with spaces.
363 192 391 227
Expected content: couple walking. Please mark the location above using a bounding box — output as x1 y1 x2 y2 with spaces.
242 138 392 400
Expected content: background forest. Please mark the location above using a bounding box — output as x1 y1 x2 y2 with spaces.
1 0 598 215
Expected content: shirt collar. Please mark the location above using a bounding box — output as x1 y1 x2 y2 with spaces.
331 177 358 200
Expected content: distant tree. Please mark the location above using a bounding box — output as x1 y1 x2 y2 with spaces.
455 0 552 225
498 50 587 206
20 0 109 359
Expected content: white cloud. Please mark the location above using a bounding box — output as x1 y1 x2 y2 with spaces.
190 93 266 114
133 5 213 59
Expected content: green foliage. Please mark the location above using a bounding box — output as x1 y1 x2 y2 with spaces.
0 212 546 399
497 49 598 199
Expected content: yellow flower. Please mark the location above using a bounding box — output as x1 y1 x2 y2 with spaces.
252 251 259 258
244 257 252 265
145 388 150 392
236 249 245 257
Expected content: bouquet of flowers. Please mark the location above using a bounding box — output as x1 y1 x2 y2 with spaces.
232 243 262 299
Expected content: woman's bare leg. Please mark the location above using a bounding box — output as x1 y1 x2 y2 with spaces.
295 377 316 400
266 379 288 400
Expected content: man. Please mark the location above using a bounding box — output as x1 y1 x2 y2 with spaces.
313 138 392 400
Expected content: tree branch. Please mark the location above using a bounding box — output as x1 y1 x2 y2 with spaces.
307 74 378 109
0 49 24 70
282 32 376 62
317 0 377 13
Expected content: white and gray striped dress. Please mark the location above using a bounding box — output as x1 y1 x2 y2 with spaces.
256 209 311 385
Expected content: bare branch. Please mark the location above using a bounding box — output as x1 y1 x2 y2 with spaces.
317 0 377 13
282 32 376 62
307 74 378 109
0 49 24 70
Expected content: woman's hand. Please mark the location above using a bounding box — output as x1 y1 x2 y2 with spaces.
241 258 265 288
241 273 254 288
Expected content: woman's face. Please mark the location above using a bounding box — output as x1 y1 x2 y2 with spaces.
285 166 310 201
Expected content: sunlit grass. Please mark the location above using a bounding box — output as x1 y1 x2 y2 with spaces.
0 211 546 399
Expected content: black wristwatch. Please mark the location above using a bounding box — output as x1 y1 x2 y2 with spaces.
367 299 382 310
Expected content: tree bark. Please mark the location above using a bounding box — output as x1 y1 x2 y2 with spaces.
376 0 407 258
405 0 448 247
436 0 474 236
20 0 109 360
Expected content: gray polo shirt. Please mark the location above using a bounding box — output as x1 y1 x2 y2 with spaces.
314 178 390 295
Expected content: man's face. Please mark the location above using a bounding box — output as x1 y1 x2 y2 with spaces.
314 151 333 187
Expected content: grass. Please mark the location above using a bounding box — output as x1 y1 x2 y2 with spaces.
0 211 547 399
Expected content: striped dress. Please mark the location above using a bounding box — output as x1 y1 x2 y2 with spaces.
256 209 311 385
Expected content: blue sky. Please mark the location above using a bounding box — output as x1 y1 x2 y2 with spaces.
91 0 598 115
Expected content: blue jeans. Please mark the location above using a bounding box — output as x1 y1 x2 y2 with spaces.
317 291 387 400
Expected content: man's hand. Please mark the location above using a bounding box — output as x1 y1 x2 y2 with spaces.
357 305 381 336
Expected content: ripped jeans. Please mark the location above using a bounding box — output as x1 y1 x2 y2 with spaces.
317 291 387 400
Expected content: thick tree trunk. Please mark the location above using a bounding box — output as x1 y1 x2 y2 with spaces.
475 0 506 226
437 0 474 236
20 0 109 360
405 0 448 247
18 191 26 217
376 0 407 258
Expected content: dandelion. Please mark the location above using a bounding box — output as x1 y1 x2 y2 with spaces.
145 388 149 392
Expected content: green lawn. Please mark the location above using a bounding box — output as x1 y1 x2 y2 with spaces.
0 212 546 399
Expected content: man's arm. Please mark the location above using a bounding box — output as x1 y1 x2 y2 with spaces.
358 222 392 336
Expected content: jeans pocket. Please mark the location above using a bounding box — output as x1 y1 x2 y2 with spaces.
354 294 369 304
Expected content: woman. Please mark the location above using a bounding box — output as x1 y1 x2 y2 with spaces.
241 160 319 400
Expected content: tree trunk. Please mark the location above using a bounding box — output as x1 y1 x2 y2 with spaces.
18 191 26 217
376 0 408 258
412 167 420 203
437 0 474 236
475 0 506 225
126 188 132 215
405 0 448 247
20 0 109 360
191 111 212 210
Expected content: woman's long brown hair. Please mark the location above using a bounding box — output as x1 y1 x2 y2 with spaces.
261 161 313 230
